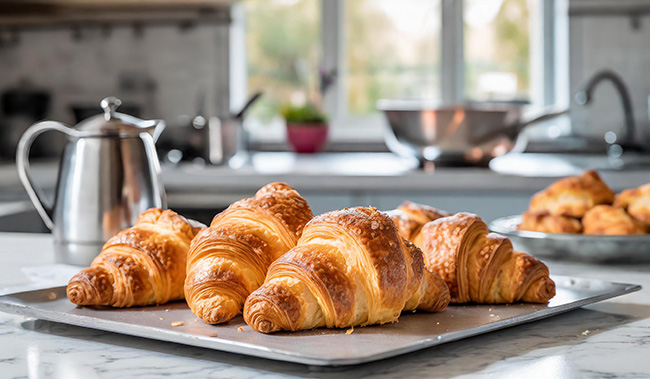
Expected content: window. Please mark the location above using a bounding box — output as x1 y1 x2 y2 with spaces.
464 0 531 102
244 0 321 122
237 0 551 143
344 0 441 115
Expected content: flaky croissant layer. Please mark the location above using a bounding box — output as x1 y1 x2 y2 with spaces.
422 212 555 304
243 207 450 334
67 208 202 308
184 182 313 324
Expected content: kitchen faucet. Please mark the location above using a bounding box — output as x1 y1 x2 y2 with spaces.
574 69 638 150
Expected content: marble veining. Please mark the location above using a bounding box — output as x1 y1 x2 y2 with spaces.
0 234 649 378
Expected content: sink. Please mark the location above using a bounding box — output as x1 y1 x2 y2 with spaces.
489 152 650 177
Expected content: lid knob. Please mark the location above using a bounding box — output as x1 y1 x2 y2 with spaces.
100 97 122 121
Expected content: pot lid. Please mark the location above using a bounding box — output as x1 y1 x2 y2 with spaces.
74 97 158 136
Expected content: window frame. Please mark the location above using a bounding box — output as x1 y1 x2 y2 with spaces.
232 0 562 144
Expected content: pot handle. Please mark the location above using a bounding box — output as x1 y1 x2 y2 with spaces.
518 107 570 131
16 121 75 230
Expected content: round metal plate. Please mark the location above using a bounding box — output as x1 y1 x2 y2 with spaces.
489 215 650 263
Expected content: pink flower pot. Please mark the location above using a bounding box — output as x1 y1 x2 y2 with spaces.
286 122 328 153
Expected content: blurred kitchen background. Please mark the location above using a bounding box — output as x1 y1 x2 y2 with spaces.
1 0 650 231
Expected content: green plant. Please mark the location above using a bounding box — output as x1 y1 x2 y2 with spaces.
280 103 328 124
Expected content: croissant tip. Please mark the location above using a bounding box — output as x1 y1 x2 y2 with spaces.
66 286 83 305
256 320 279 334
243 298 283 333
201 309 236 325
246 318 280 334
66 267 112 306
66 281 97 306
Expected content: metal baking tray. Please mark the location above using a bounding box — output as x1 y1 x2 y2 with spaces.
0 275 640 366
490 215 650 263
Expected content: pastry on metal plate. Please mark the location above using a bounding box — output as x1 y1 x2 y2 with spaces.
421 212 556 304
243 207 450 333
389 201 451 249
184 182 313 324
67 209 203 308
582 205 647 235
517 211 583 234
615 183 650 227
529 170 615 218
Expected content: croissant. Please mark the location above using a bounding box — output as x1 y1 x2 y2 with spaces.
614 183 650 226
243 207 450 333
582 205 647 235
67 209 202 307
184 182 313 324
389 201 451 248
529 170 615 218
421 212 555 304
517 211 583 234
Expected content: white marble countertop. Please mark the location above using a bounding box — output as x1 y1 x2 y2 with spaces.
1 232 649 378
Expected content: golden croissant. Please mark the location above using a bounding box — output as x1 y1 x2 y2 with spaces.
517 211 583 234
243 207 451 334
528 170 615 218
67 208 202 307
582 205 647 235
614 183 650 227
184 182 313 324
421 212 555 304
388 201 451 249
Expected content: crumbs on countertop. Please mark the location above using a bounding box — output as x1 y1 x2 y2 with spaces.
346 327 354 335
237 327 244 332
582 330 590 336
159 317 163 321
171 321 184 327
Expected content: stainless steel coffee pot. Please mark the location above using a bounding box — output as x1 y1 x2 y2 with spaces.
17 97 167 266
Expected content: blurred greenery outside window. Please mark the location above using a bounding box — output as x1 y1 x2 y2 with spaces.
464 0 531 102
243 0 538 138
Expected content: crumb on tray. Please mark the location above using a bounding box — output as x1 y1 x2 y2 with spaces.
47 292 57 300
159 317 164 321
238 327 244 332
346 327 354 335
582 330 590 336
171 321 184 327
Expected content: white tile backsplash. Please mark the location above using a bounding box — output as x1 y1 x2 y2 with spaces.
569 13 650 146
0 23 230 126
